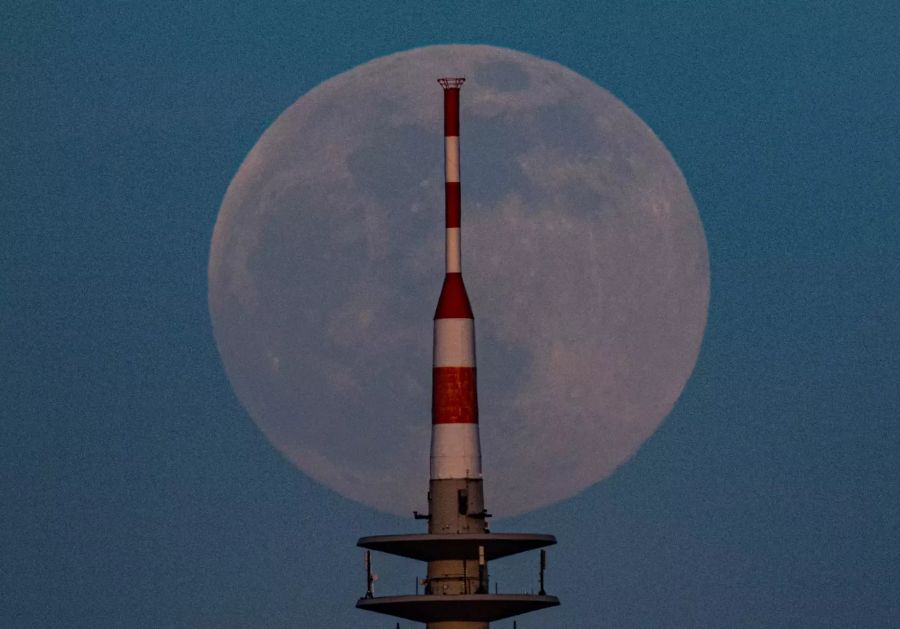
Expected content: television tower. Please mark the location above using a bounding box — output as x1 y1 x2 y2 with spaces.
355 78 560 628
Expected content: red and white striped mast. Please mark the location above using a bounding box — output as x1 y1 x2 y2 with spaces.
431 77 482 489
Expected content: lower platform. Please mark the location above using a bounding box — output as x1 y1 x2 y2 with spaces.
356 594 560 623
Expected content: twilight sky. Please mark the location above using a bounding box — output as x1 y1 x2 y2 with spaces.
2 3 898 628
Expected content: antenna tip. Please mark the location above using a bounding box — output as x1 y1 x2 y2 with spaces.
438 77 465 89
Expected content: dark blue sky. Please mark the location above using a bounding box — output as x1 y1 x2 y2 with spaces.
3 3 898 627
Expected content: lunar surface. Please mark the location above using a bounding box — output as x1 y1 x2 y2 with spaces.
209 45 709 517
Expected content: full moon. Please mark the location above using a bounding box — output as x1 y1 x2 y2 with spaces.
209 45 708 517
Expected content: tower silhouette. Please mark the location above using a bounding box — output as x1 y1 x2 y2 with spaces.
356 77 560 629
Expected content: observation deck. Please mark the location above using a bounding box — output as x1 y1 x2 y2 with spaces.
358 532 556 562
356 532 559 623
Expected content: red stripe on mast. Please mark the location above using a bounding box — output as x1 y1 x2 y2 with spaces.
445 183 461 227
443 87 460 136
434 273 473 319
432 367 478 424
